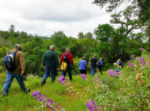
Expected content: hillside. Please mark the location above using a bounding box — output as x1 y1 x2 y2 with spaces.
0 50 150 111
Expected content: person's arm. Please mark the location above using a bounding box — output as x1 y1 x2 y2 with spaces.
69 54 74 66
55 53 59 68
43 53 46 69
100 61 103 66
85 60 87 66
78 61 80 65
54 53 59 71
20 52 25 76
60 53 64 65
96 58 98 65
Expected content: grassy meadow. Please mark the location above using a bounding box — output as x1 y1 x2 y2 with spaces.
0 71 112 111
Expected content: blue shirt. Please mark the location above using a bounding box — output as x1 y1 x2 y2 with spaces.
78 59 87 70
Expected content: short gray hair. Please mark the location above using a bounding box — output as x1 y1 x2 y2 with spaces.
50 45 55 49
117 59 121 63
14 44 22 50
66 47 71 52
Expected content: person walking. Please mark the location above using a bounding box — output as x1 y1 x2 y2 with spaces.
41 45 59 85
90 54 98 76
2 44 30 96
78 56 87 74
117 59 123 68
97 58 103 75
115 59 123 72
60 47 74 80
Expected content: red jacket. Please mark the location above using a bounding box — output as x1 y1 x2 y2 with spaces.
60 52 74 66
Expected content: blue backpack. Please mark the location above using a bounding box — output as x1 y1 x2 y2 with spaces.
4 50 18 71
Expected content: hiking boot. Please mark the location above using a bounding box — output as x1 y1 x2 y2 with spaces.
41 82 45 86
25 88 30 93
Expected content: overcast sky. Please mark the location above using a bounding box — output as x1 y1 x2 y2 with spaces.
0 0 113 37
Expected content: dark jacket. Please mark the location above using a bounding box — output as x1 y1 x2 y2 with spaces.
43 50 59 69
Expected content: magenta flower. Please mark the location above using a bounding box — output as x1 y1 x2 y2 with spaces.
94 77 99 81
80 74 87 81
86 99 102 111
140 48 144 51
32 91 65 110
130 55 134 59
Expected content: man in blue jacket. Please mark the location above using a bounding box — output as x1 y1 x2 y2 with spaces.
97 58 103 75
41 45 59 85
78 56 87 74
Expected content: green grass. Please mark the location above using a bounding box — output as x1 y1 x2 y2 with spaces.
0 74 98 111
0 67 121 111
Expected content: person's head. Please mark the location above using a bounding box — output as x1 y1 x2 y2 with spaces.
100 58 102 61
50 45 55 51
82 56 85 60
117 59 121 63
14 44 22 51
66 47 71 52
94 54 97 58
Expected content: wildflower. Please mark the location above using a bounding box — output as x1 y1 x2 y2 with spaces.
86 99 102 111
140 48 144 51
80 74 87 81
127 61 134 67
32 91 65 110
98 106 102 109
137 57 148 67
57 105 61 109
130 55 134 59
94 77 99 81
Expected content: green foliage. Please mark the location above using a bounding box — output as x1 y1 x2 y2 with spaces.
50 31 72 53
89 51 150 110
72 57 81 75
22 37 46 76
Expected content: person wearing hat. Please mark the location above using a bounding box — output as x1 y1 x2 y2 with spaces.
41 45 59 85
2 44 30 96
60 47 74 80
78 56 87 74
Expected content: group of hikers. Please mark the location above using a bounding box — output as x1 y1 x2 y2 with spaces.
2 44 123 96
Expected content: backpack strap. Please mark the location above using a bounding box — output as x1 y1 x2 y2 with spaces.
13 50 18 55
65 53 70 56
8 51 10 55
12 50 19 64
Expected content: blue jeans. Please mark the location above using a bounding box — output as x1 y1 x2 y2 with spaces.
2 71 27 96
91 67 96 76
62 64 72 80
42 68 56 83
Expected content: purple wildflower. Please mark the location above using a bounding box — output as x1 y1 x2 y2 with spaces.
140 48 144 51
127 61 134 67
32 91 65 110
86 99 102 111
94 77 99 81
80 74 87 81
130 55 134 59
